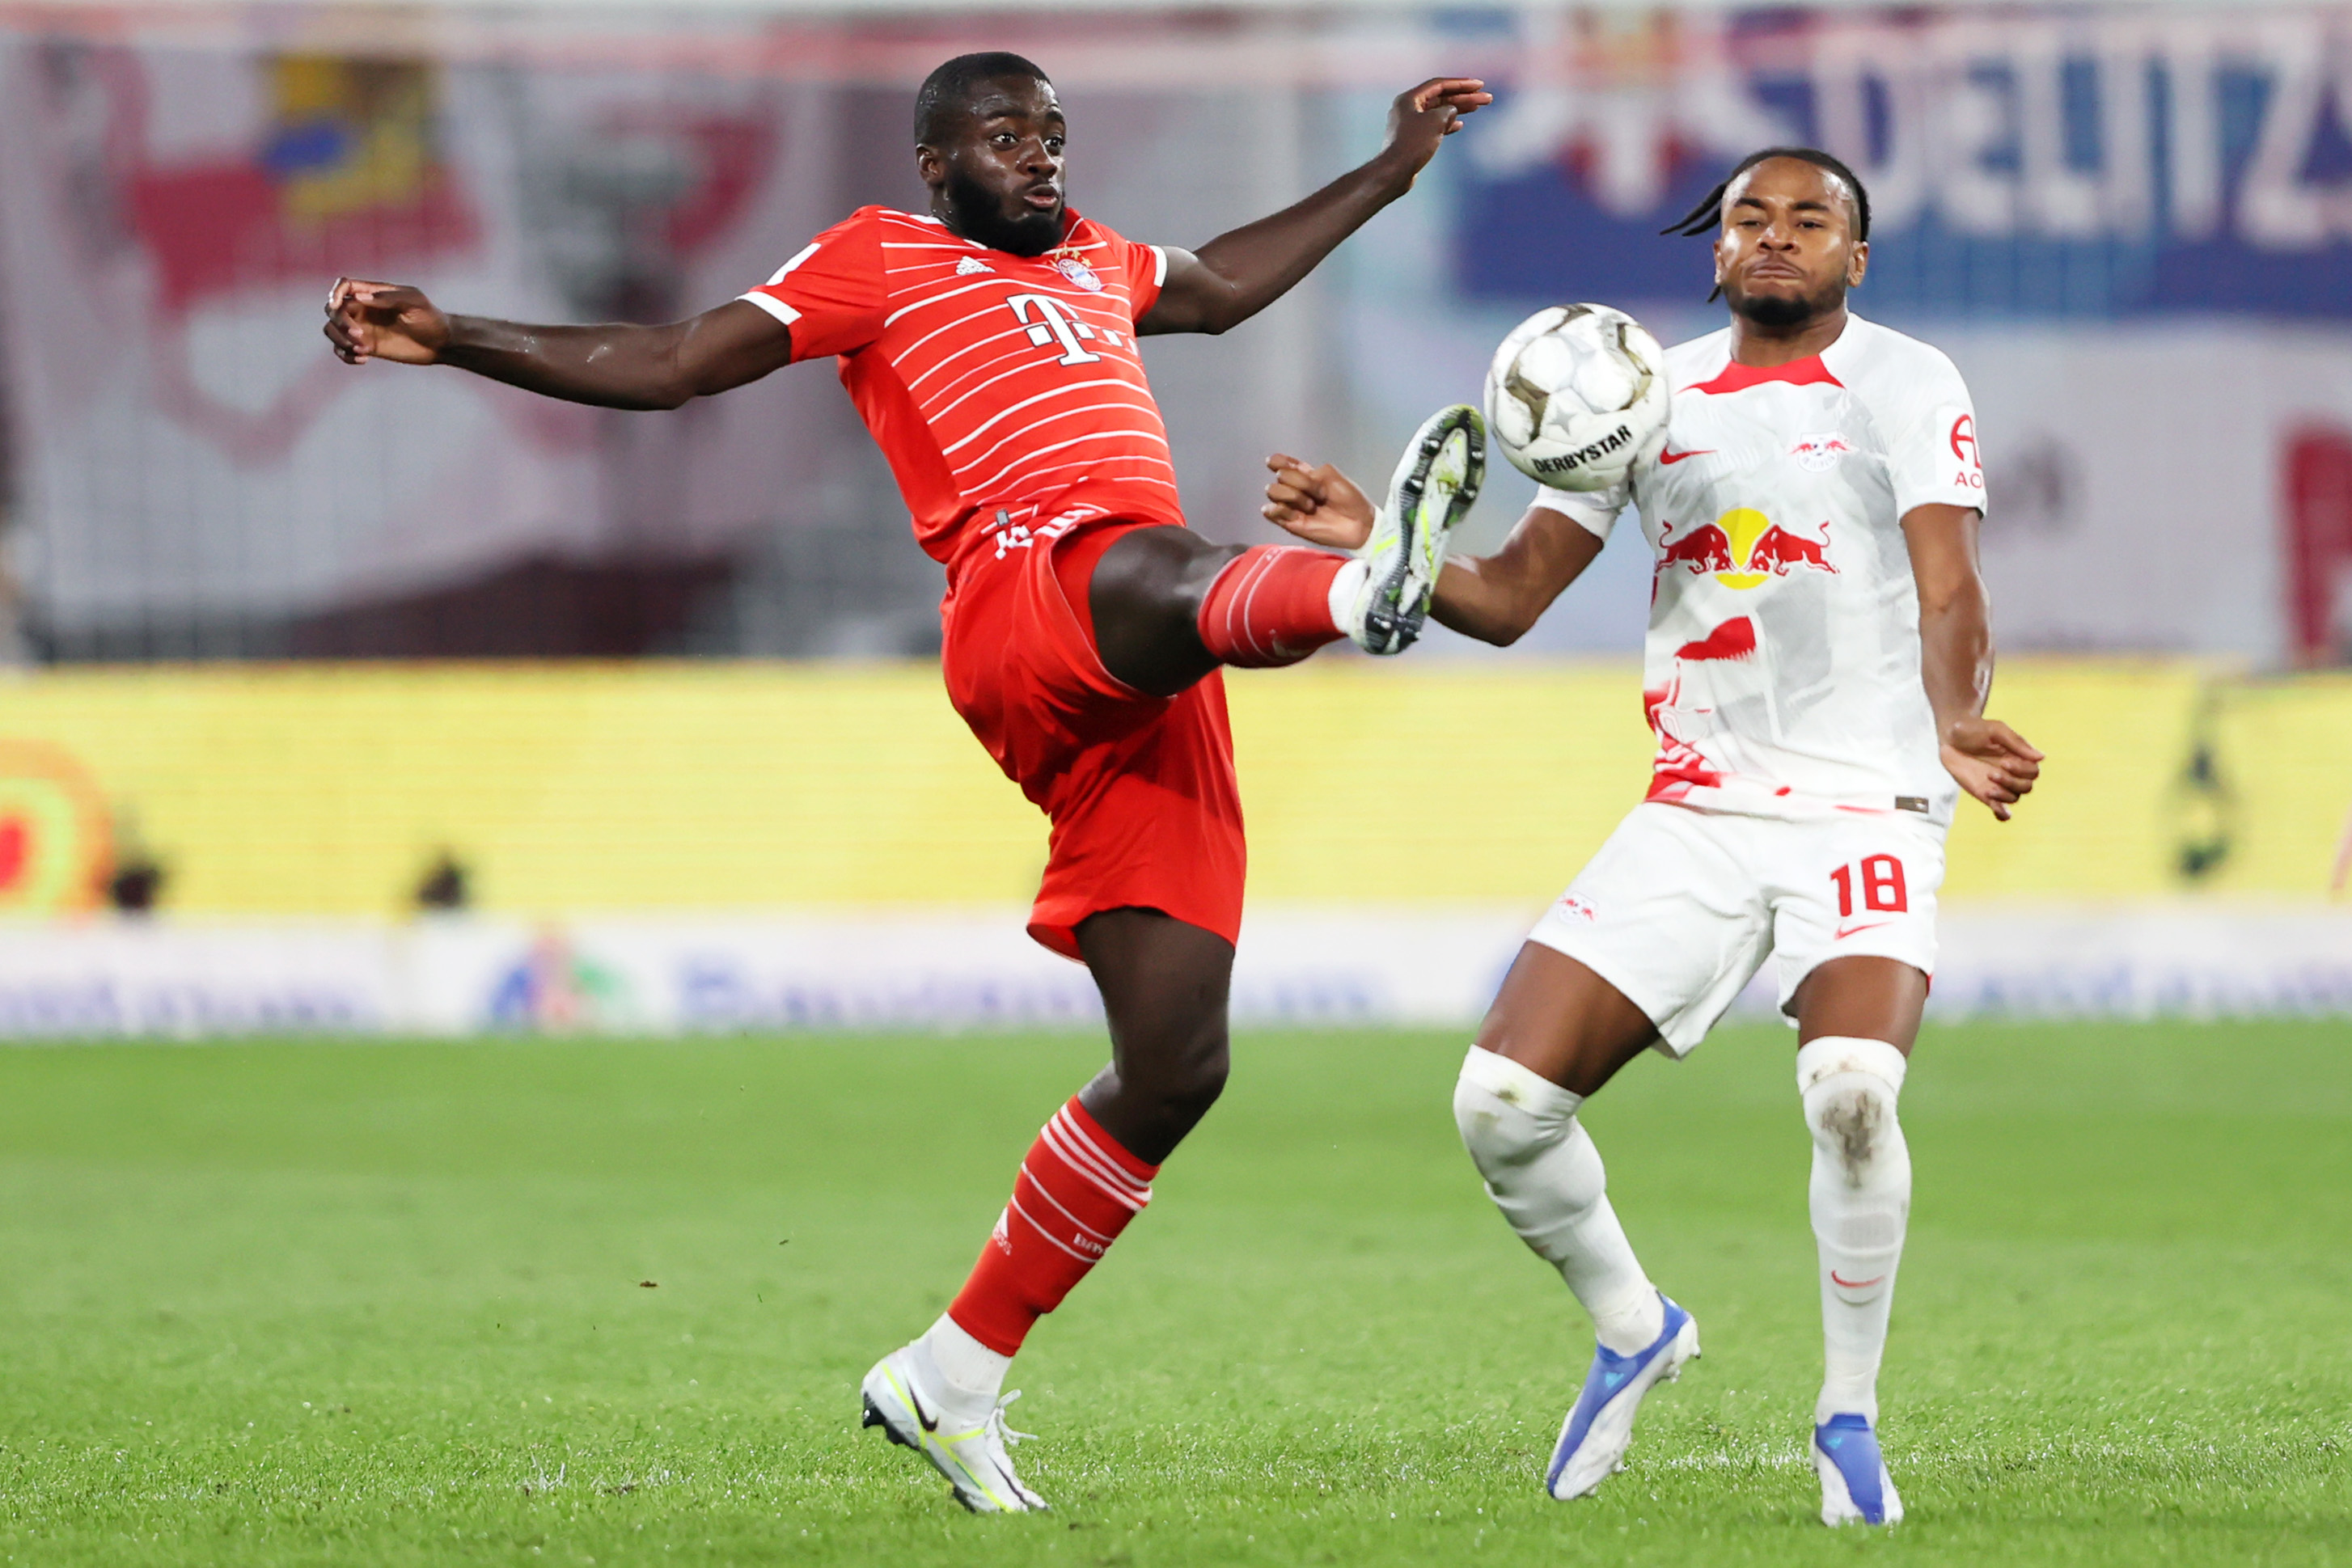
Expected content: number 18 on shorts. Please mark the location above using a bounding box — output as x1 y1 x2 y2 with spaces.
1527 802 1945 1055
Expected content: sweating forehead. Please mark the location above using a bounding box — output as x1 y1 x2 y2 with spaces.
1724 158 1859 230
959 76 1061 125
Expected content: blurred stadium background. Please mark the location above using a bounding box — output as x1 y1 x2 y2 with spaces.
1 0 2350 1033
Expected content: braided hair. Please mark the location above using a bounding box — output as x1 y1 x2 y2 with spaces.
1662 147 1871 301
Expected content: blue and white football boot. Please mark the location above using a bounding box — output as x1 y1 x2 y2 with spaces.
1813 1412 1903 1525
1545 1292 1701 1500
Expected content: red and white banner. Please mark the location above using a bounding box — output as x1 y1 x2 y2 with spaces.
0 38 851 633
3 8 2351 660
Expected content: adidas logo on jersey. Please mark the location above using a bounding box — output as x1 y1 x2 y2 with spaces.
956 257 994 277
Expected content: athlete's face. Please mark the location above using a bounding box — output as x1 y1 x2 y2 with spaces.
1713 158 1868 329
919 77 1068 257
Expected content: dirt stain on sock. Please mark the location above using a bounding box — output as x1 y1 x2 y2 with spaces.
1820 1089 1881 1184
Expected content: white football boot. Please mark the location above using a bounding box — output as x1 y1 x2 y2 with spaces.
1346 404 1484 655
1545 1292 1701 1500
861 1343 1046 1513
1813 1413 1903 1526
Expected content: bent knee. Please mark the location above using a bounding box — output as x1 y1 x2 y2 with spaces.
1129 1037 1228 1126
1454 1050 1584 1159
1807 1081 1895 1164
1093 528 1236 623
1166 1042 1230 1118
1796 1036 1909 1181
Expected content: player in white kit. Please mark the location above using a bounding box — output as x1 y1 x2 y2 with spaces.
1262 149 2042 1526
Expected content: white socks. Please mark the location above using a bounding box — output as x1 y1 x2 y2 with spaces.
1326 558 1369 627
1454 1035 1913 1423
1797 1036 1912 1425
1453 1046 1664 1354
918 1313 1010 1422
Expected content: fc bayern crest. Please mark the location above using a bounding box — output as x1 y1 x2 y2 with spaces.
1055 256 1103 292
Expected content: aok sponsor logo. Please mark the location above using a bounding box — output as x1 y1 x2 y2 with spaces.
1950 413 1986 491
1657 507 1838 589
1527 421 1635 475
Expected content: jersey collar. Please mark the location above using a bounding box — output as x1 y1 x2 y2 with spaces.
1686 311 1860 397
911 206 1086 258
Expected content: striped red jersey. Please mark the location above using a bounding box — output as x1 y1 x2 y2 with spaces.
739 205 1181 570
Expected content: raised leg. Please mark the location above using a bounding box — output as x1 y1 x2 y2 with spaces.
1088 525 1352 697
1083 403 1487 695
1086 526 1243 697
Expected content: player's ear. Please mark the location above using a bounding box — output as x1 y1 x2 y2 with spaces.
916 143 945 190
1846 239 1868 289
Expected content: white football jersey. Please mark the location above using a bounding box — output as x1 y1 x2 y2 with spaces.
1541 314 1985 830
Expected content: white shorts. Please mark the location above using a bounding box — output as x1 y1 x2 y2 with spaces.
1527 801 1944 1056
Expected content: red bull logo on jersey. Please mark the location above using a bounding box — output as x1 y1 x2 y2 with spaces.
1657 508 1838 590
1790 432 1854 472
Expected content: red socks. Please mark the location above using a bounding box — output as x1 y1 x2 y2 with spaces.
948 1098 1158 1356
1195 546 1347 667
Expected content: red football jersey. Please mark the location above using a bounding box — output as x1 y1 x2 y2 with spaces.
739 205 1182 569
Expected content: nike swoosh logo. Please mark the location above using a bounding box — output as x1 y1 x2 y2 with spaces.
1658 447 1715 465
898 1375 941 1434
1834 920 1892 940
1830 1271 1885 1289
1603 1371 1627 1390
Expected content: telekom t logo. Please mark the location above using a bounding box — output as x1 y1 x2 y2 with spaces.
1008 294 1102 366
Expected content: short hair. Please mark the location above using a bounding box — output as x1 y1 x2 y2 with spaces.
913 52 1052 146
1661 147 1871 302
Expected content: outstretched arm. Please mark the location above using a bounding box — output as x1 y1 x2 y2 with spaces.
1138 78 1491 337
324 279 796 411
1902 502 2044 820
1262 453 1603 645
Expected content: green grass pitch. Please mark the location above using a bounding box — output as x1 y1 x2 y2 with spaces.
0 1021 2344 1566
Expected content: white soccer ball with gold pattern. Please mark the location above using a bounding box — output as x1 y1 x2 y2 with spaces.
1483 304 1669 491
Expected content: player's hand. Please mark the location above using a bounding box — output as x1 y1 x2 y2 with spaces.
1942 717 2043 822
1376 78 1493 184
1263 453 1377 549
324 277 451 366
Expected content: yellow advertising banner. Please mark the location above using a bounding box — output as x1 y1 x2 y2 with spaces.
0 660 2344 915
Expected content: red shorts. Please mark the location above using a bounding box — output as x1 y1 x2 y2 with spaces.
939 518 1246 961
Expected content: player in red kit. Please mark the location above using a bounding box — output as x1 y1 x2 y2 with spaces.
324 53 1489 1511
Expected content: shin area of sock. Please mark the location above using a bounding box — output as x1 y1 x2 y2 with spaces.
1453 1046 1661 1353
1797 1036 1912 1422
1194 546 1347 667
945 1097 1158 1357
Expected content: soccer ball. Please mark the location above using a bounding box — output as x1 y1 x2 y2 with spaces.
1483 304 1669 490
